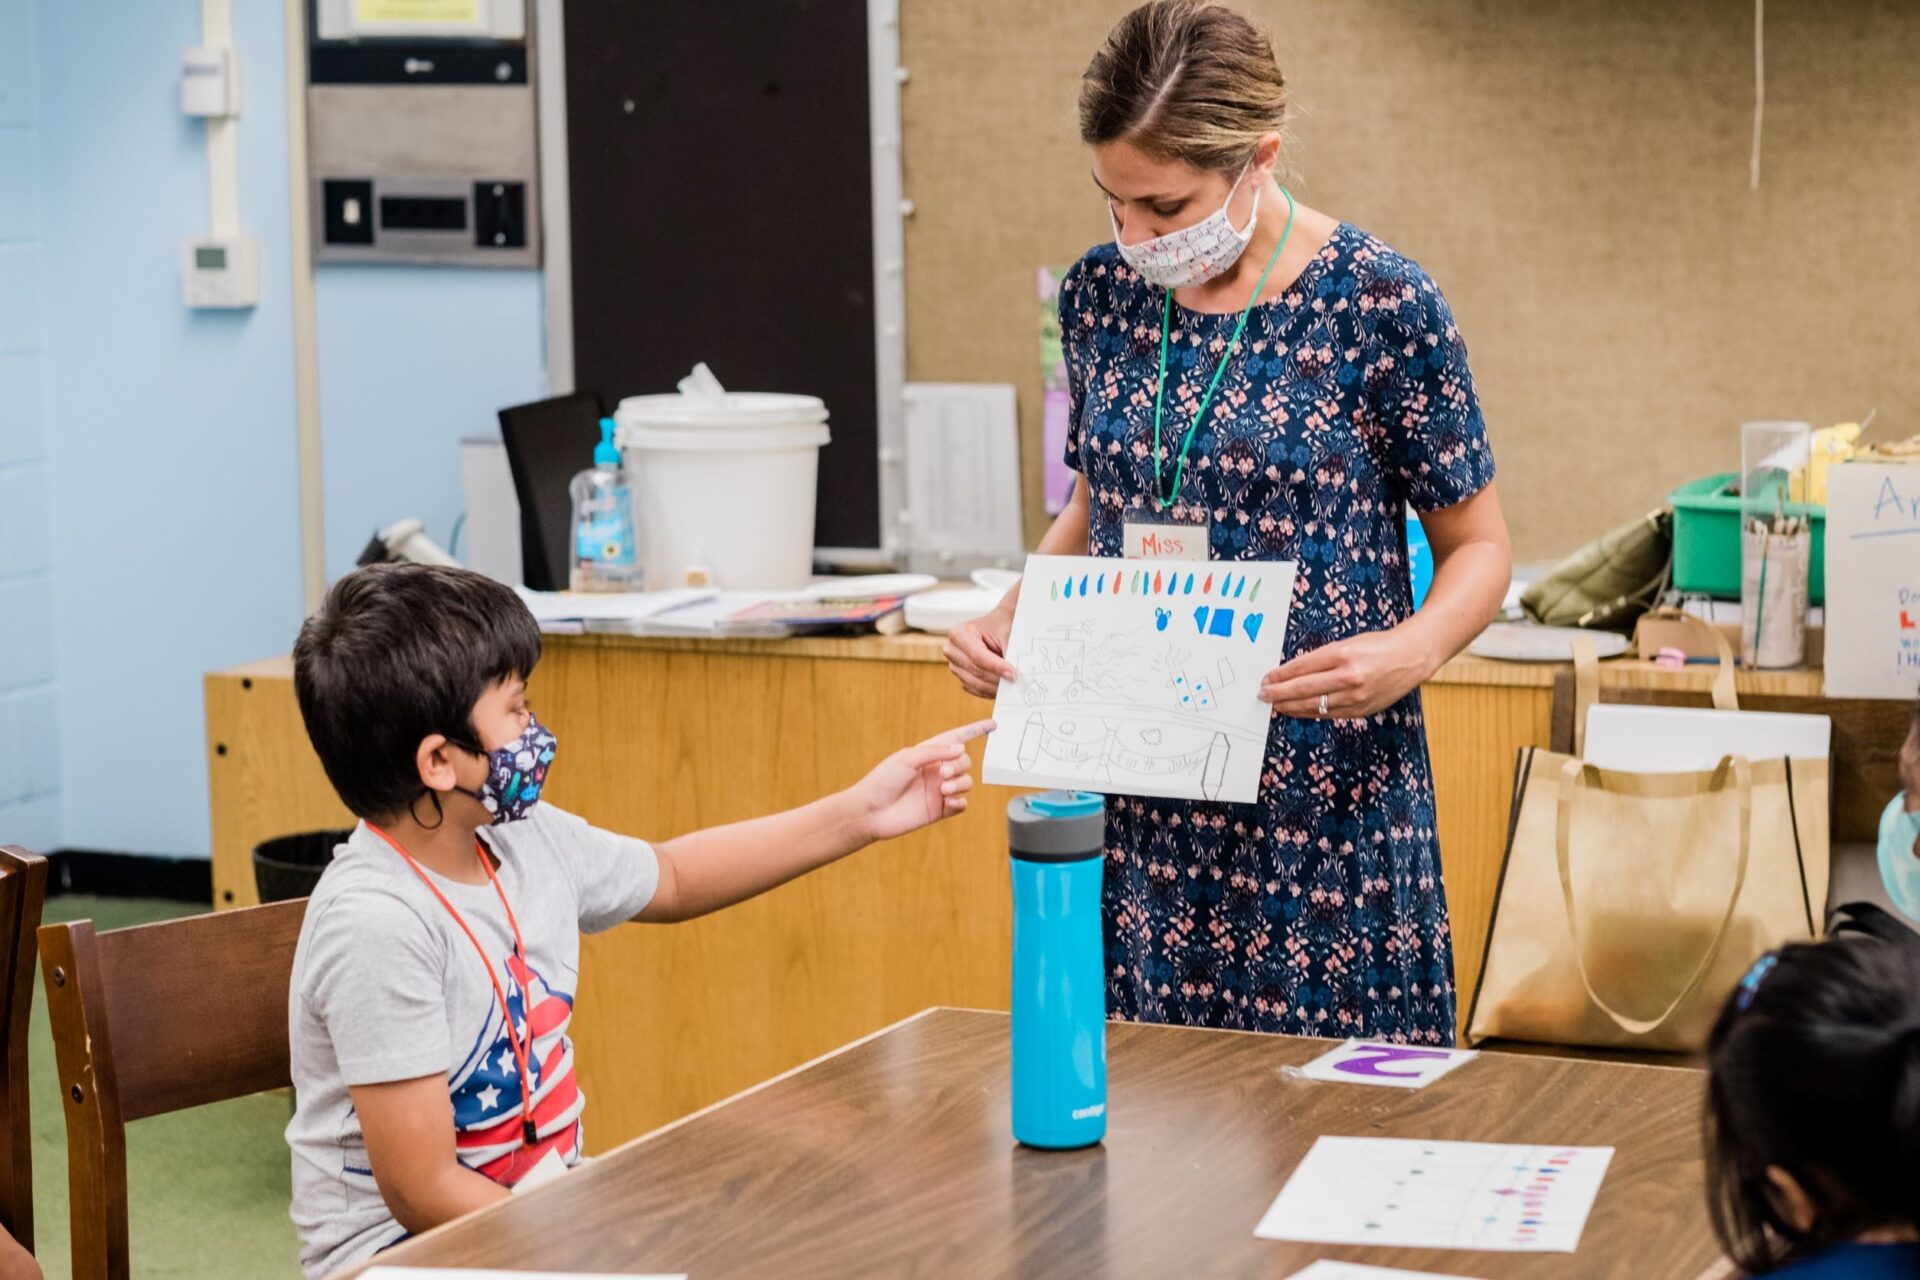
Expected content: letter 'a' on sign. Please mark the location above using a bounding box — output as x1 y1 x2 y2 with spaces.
1824 462 1920 700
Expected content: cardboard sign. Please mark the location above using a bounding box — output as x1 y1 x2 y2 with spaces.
1824 462 1920 699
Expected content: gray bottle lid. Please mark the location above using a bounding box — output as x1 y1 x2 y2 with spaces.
1007 791 1106 862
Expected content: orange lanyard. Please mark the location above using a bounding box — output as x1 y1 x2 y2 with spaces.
367 823 541 1149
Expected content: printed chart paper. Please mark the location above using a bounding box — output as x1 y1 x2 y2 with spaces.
1287 1264 1483 1280
1296 1040 1479 1090
984 555 1297 803
1255 1137 1613 1253
1824 462 1920 699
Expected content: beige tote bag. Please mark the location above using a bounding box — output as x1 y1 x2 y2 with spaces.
1466 638 1829 1053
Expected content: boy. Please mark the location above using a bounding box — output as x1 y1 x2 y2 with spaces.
285 564 991 1276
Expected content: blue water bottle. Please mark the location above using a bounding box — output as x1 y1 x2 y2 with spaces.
1008 790 1108 1150
1407 508 1434 610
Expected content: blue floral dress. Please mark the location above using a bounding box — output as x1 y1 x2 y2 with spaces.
1060 224 1496 1044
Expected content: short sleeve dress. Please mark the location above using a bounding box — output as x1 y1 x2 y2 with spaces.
1059 224 1496 1044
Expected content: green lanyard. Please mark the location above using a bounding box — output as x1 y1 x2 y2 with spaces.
1150 185 1297 511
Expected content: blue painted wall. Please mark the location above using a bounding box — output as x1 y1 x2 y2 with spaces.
30 1 546 857
317 268 546 578
0 0 61 853
36 0 305 856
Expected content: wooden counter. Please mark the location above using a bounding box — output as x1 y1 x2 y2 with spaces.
206 633 1820 1152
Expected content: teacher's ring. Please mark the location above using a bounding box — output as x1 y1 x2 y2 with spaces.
1317 693 1329 719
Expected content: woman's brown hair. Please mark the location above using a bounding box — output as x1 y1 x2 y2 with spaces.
1079 0 1291 175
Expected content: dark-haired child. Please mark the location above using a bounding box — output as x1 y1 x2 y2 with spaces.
1705 922 1920 1277
284 564 992 1277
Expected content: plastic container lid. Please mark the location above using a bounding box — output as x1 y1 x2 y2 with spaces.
1028 791 1104 818
616 390 829 428
1008 791 1107 862
614 364 831 452
616 420 831 453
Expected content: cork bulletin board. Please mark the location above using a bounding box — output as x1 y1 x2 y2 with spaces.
898 0 1920 560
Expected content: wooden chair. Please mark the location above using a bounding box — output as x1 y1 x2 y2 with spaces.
0 848 47 1253
40 898 307 1280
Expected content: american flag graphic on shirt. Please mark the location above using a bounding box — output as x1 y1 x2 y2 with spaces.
448 950 583 1185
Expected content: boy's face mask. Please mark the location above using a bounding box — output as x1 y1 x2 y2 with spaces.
456 714 558 825
1876 792 1920 924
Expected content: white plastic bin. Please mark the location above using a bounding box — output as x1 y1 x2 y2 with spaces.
615 388 830 590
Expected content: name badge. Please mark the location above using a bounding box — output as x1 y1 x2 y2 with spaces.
1123 519 1210 561
513 1146 571 1194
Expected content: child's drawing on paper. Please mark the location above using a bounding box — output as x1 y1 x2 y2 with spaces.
984 554 1297 803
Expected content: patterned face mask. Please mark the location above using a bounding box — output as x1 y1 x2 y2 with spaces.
1109 159 1261 290
458 714 557 825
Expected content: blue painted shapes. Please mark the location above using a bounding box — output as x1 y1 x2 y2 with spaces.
1207 607 1236 638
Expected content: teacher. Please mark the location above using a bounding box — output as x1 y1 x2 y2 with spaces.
947 0 1512 1045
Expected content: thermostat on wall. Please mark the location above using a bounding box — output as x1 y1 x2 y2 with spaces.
180 236 259 309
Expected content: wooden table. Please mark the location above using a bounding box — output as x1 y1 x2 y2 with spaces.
351 1008 1720 1280
207 633 1820 1150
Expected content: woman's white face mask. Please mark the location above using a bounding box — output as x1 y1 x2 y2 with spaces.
1109 159 1260 289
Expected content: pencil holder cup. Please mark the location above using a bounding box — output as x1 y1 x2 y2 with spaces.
1740 524 1810 669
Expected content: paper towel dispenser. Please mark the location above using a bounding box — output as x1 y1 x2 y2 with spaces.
305 0 540 266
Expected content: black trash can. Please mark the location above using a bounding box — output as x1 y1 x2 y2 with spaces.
252 830 351 903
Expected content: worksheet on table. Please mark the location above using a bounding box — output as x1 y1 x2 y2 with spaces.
1255 1137 1613 1253
983 555 1296 804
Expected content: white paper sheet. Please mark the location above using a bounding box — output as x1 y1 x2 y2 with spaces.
1295 1040 1479 1091
1287 1263 1483 1280
983 555 1297 803
510 1145 570 1193
1254 1137 1613 1254
514 587 716 626
902 382 1026 571
626 590 810 637
1582 704 1830 773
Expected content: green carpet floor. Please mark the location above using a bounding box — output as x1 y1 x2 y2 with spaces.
30 896 301 1280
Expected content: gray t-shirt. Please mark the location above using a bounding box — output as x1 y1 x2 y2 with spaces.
286 805 659 1278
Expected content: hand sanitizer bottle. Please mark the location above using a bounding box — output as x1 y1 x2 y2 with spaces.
568 418 644 593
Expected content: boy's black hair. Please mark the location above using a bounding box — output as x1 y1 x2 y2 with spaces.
1705 921 1920 1272
292 563 541 820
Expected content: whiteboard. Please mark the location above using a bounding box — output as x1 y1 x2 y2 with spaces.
1824 463 1920 700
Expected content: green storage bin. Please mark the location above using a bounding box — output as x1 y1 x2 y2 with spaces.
1669 473 1825 603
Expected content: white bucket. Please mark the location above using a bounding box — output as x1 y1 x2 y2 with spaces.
615 389 830 590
